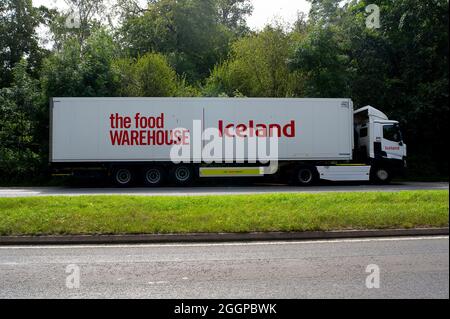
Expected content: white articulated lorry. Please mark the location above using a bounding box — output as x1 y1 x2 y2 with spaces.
50 98 407 186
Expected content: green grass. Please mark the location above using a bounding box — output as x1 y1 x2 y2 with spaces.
0 190 448 236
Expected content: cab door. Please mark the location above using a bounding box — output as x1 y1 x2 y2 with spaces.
381 123 405 160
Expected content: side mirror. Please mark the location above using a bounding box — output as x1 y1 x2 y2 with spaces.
399 141 403 146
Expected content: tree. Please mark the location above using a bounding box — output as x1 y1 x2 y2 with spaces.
216 0 253 35
0 59 43 181
367 0 449 176
114 53 178 97
308 0 343 24
0 0 46 88
204 26 303 97
118 0 240 82
114 53 200 97
41 28 119 98
289 25 354 97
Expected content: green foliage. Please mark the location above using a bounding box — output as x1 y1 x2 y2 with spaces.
0 0 46 88
216 0 253 35
0 59 43 181
41 29 119 97
115 53 179 97
118 0 250 82
289 25 354 97
204 27 303 97
386 0 449 176
308 0 344 24
131 53 178 96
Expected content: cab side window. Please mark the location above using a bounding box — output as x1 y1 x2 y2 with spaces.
360 127 368 138
383 125 401 142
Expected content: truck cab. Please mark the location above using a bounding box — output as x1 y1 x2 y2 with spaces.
354 106 407 183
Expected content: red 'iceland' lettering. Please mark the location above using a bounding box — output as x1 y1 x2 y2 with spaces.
218 120 296 138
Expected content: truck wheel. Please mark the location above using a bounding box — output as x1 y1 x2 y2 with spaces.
295 167 317 186
112 168 134 187
371 167 392 184
172 165 194 185
143 167 165 187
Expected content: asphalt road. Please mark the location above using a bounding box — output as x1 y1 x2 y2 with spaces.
0 182 447 197
0 236 448 299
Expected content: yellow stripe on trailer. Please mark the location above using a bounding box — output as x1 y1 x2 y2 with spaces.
200 167 263 177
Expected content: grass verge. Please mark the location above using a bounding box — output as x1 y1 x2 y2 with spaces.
0 190 448 236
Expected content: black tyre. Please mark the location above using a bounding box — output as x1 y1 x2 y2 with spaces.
143 167 165 187
371 167 392 184
294 166 318 186
171 165 194 185
112 167 134 187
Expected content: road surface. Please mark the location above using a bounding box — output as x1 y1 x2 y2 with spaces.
0 236 448 299
0 182 447 197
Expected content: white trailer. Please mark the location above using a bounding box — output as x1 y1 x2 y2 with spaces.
50 98 407 186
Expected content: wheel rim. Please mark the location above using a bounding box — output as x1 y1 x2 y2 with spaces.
377 169 389 181
116 169 132 185
298 169 313 184
145 169 161 184
175 167 190 182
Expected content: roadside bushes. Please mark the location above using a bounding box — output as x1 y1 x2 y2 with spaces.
0 60 44 182
114 53 199 97
203 26 303 97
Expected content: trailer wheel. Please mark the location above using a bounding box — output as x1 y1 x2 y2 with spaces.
371 167 392 184
172 165 194 185
295 167 317 186
143 167 165 187
112 168 134 187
